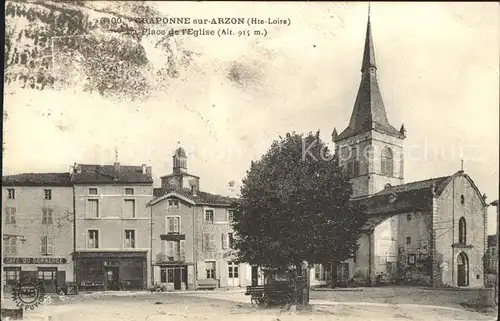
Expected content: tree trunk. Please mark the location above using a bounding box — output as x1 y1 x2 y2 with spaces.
330 261 338 288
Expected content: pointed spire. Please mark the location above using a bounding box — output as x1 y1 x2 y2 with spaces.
399 123 406 137
334 8 405 142
332 128 338 141
362 5 376 72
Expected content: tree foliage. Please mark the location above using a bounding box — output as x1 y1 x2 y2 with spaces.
233 132 367 271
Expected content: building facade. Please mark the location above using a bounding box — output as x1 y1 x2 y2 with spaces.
71 163 153 291
309 14 488 288
149 147 251 290
2 173 74 293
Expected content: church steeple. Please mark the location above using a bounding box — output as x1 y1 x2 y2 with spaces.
173 142 187 174
362 12 376 72
332 8 405 199
334 12 404 143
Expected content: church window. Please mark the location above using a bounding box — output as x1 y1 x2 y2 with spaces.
460 195 464 205
381 147 394 177
346 147 360 177
458 217 466 244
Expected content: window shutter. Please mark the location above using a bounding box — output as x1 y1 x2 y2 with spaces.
11 207 16 224
48 209 53 225
167 241 174 257
222 233 227 249
166 217 171 233
203 233 209 250
180 240 186 260
42 208 47 224
173 217 179 233
47 238 54 255
41 236 47 254
210 233 215 249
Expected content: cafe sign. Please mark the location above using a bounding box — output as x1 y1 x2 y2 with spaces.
3 257 67 265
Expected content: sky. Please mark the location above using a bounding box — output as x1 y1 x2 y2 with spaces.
3 2 499 234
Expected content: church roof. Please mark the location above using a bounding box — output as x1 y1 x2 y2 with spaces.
335 16 404 142
174 147 187 158
151 187 237 207
353 171 487 230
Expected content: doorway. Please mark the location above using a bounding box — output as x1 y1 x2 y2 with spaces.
457 252 469 287
228 262 240 287
105 267 119 290
37 268 57 293
251 266 259 286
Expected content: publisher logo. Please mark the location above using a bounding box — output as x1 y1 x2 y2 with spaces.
11 282 49 310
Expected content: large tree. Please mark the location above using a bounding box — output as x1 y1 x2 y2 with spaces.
233 131 367 303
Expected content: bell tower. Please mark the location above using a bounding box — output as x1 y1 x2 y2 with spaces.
332 13 406 199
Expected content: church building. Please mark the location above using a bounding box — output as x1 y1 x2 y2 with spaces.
318 14 489 288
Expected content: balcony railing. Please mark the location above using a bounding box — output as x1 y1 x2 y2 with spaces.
156 252 186 263
160 233 185 241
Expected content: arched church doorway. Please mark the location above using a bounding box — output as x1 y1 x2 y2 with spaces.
457 252 469 287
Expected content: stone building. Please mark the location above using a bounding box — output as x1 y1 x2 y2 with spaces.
148 147 251 290
309 14 488 288
2 173 74 293
70 163 154 291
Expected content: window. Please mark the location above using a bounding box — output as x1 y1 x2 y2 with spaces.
4 238 17 255
88 230 99 248
7 189 15 199
346 147 360 177
228 262 239 278
40 236 54 255
160 267 175 283
37 269 56 281
124 229 136 248
4 268 20 285
406 237 411 245
222 233 228 249
228 210 234 222
459 217 467 244
87 199 99 218
166 216 180 233
167 199 179 209
228 233 234 249
42 208 53 225
408 254 416 265
5 207 16 225
460 195 465 205
166 240 185 260
123 199 136 218
205 261 216 279
88 188 98 195
205 210 214 223
407 214 412 221
203 233 216 251
381 147 394 176
125 188 134 195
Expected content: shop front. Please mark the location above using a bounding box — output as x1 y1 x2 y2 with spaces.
73 251 147 291
2 257 70 293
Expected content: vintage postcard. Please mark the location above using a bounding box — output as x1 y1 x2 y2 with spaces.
2 1 499 321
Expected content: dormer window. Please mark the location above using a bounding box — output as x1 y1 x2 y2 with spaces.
167 199 179 209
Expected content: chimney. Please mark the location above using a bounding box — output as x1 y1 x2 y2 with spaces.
141 164 147 174
191 181 198 197
146 166 152 177
114 162 120 179
74 163 82 174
